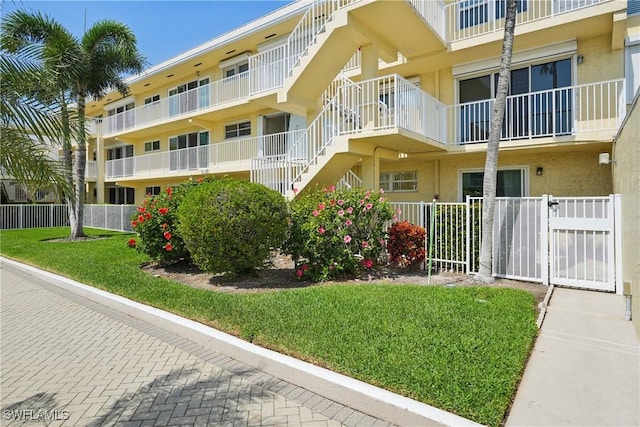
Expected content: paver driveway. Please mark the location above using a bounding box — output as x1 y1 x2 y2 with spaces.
0 264 391 427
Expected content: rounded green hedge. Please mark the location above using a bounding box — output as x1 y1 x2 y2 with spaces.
177 178 288 274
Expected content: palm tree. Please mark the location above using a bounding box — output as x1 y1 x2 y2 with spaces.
0 44 71 202
1 10 145 238
474 0 518 283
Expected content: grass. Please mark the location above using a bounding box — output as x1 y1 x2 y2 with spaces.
0 227 538 426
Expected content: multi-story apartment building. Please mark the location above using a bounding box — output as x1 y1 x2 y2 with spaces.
82 0 639 206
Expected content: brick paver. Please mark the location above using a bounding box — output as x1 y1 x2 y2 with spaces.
0 264 392 426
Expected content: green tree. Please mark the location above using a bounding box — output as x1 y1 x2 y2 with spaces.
1 10 145 237
474 0 518 283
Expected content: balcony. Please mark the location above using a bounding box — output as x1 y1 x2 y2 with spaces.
101 71 252 137
446 0 613 43
105 130 304 180
447 79 625 145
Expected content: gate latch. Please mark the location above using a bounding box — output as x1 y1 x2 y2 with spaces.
548 201 559 208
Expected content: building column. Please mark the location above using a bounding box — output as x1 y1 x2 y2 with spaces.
360 44 380 130
96 136 105 204
360 154 380 191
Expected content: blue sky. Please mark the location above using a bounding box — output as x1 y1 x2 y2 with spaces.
1 1 294 67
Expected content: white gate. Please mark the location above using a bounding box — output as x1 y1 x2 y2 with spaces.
548 196 616 291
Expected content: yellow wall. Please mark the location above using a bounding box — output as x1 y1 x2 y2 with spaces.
577 34 624 83
613 93 640 338
380 147 613 203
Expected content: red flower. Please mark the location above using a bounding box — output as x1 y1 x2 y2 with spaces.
296 269 303 278
144 212 152 220
164 243 173 252
163 231 172 240
127 239 136 248
361 259 374 269
137 215 145 223
137 206 146 213
131 220 138 227
166 187 173 195
161 223 169 229
197 178 203 184
301 264 309 271
158 207 169 215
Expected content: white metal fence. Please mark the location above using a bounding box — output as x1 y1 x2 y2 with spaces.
0 204 137 232
390 195 621 292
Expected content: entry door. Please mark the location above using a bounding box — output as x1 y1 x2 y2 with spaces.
548 197 615 291
263 114 290 156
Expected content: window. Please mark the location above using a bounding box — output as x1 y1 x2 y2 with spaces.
168 78 210 115
144 140 160 152
108 187 135 205
145 186 161 196
379 171 418 192
144 94 160 105
625 36 640 101
225 121 251 139
224 62 249 78
458 0 528 29
169 131 209 171
460 168 527 200
457 57 573 142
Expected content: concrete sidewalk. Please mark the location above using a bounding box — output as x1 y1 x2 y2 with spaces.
507 287 640 426
0 258 477 427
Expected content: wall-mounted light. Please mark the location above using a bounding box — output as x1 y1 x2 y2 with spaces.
536 166 544 176
599 153 616 165
577 54 584 65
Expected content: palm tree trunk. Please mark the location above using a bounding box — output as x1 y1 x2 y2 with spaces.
474 0 518 284
72 95 87 238
61 101 77 233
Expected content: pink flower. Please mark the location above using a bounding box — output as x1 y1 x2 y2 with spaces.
329 185 336 192
397 208 402 215
318 227 326 235
359 199 365 205
361 259 374 269
361 241 369 248
343 235 352 243
337 209 345 216
318 203 326 210
345 219 352 226
365 203 373 210
312 210 319 217
329 265 334 270
296 269 303 278
293 187 299 194
379 197 384 202
393 215 398 222
161 223 169 229
301 264 309 271
379 188 385 194
337 199 344 206
346 207 353 214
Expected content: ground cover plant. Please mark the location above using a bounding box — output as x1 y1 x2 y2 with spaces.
0 227 538 426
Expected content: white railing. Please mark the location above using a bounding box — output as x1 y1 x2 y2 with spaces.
336 169 363 190
105 130 304 179
0 204 137 231
85 118 102 136
252 74 449 195
249 46 288 94
101 72 250 136
447 79 625 144
86 161 97 180
447 0 606 42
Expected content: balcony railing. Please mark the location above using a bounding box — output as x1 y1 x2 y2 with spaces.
86 161 97 180
447 79 625 144
447 0 607 42
101 72 251 136
105 130 304 179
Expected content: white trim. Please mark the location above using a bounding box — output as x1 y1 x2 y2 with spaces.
257 34 288 52
104 96 136 111
219 52 251 69
625 35 640 46
453 40 577 77
457 166 530 202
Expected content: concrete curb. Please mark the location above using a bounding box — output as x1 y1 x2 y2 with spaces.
1 257 481 427
536 284 555 329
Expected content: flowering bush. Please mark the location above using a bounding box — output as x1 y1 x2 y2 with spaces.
177 178 288 275
386 220 426 268
284 186 393 282
129 178 213 264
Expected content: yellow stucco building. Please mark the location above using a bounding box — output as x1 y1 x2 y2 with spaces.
81 0 638 208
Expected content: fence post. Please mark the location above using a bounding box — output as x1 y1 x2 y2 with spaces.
19 205 23 229
50 205 54 227
541 194 550 286
465 195 471 274
613 194 623 295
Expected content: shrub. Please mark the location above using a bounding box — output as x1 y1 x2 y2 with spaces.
387 220 426 268
284 186 394 282
129 179 210 264
177 178 288 275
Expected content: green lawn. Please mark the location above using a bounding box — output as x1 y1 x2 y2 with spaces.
0 227 538 426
